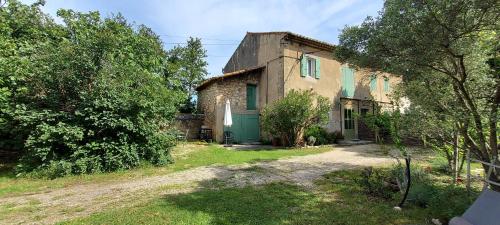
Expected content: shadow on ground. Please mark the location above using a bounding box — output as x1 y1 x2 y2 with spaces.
66 170 432 225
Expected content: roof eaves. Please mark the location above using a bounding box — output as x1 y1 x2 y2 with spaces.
195 65 265 91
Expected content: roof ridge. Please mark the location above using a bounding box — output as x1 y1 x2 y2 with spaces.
246 31 335 50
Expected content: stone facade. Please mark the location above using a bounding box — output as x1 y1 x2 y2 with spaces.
197 32 402 142
197 71 261 142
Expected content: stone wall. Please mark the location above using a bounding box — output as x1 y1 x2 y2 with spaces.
197 84 218 130
174 114 204 140
197 71 262 142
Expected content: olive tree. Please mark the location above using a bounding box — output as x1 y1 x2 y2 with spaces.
336 0 499 189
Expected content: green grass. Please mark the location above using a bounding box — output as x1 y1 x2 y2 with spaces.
61 155 481 225
62 171 432 225
168 144 332 171
0 143 332 198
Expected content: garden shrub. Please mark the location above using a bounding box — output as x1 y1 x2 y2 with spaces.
304 125 329 145
356 167 398 199
1 2 185 177
261 90 331 147
307 136 316 146
359 112 392 143
356 165 474 223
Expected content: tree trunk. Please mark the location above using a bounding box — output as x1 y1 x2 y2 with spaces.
458 151 466 176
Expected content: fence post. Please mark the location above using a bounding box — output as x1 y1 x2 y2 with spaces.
466 148 471 194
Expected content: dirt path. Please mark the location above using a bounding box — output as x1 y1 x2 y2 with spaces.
0 144 393 225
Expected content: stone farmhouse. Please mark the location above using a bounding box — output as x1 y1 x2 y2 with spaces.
196 32 400 143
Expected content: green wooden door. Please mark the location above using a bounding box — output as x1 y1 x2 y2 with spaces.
225 113 260 143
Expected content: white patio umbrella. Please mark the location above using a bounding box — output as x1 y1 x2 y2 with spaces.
223 100 232 145
224 99 232 127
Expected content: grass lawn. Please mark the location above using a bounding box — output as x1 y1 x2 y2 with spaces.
0 143 332 198
60 151 482 225
63 169 474 225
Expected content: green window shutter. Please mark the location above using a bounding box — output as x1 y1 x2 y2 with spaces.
370 74 377 91
341 66 355 97
349 68 355 97
300 55 307 77
341 67 347 96
246 84 257 110
384 77 390 93
315 58 320 79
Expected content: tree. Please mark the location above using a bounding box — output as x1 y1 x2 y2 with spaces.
0 0 61 150
0 1 185 177
165 37 208 113
336 0 499 189
261 90 331 147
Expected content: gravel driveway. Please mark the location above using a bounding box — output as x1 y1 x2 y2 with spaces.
0 144 393 225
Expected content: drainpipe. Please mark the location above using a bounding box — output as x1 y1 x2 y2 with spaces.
266 61 269 104
339 100 343 135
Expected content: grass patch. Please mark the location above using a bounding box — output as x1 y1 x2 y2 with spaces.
63 174 430 225
64 167 479 225
0 143 332 197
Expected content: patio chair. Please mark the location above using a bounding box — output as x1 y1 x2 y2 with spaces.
176 129 188 143
223 131 233 147
450 156 500 225
449 188 500 225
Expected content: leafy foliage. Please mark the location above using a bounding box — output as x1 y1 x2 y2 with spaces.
336 0 499 189
165 37 208 113
304 125 335 145
357 165 475 223
359 111 391 143
0 1 185 177
261 90 331 147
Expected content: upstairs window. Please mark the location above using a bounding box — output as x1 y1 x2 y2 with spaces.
300 55 320 79
383 77 390 93
307 57 316 77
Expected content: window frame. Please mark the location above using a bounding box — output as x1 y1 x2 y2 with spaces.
307 57 316 77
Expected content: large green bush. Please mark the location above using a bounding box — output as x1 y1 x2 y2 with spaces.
261 90 331 147
0 1 185 177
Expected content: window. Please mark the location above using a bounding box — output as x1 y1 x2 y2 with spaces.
300 55 320 79
341 66 355 97
384 77 390 93
246 84 257 110
307 57 316 77
344 108 354 129
370 74 377 91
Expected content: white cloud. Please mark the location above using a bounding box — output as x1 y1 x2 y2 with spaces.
22 0 383 76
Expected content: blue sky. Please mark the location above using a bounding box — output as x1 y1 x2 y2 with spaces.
23 0 383 77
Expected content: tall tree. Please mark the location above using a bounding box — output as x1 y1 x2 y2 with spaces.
1 0 185 177
336 0 500 189
165 37 208 113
